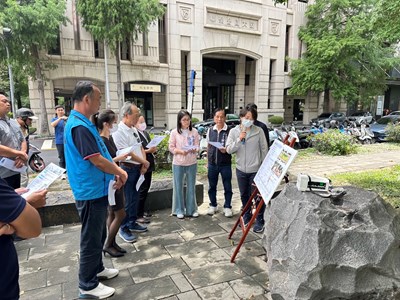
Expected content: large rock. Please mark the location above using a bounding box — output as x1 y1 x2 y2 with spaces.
263 183 400 300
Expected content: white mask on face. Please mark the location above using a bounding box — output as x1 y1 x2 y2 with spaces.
242 119 253 128
138 122 147 131
109 125 118 134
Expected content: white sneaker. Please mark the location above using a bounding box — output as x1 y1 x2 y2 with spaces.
192 211 199 218
79 282 115 299
207 206 217 216
97 268 119 280
224 208 233 218
177 213 184 219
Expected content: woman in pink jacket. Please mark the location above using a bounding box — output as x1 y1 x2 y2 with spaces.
168 110 200 219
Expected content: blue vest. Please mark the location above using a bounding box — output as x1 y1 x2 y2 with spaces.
64 110 114 200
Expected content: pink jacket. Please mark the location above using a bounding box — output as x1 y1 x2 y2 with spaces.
168 128 200 166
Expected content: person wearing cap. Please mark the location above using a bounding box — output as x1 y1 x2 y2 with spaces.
15 108 38 187
0 93 28 189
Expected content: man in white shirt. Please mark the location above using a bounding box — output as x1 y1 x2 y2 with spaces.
112 102 150 243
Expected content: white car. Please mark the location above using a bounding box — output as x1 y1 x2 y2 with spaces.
347 111 373 125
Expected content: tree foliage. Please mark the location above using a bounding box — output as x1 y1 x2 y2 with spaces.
77 0 165 108
1 0 67 134
289 0 398 106
373 0 400 44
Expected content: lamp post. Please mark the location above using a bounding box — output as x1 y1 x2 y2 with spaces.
0 27 16 116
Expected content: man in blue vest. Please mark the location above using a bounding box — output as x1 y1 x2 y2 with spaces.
64 81 128 299
206 108 233 218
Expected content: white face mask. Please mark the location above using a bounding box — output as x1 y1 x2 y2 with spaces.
138 122 147 131
242 119 253 128
109 125 118 134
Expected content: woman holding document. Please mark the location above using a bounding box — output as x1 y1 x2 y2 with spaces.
93 110 128 257
168 110 200 219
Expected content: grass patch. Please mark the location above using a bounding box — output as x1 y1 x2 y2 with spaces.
330 165 400 209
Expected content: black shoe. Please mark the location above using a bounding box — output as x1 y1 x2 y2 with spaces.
103 247 124 257
113 242 127 254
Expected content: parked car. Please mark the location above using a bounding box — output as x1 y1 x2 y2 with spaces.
388 111 400 116
347 111 373 125
370 116 400 142
310 112 347 126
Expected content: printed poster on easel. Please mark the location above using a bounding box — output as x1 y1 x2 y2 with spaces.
254 140 298 205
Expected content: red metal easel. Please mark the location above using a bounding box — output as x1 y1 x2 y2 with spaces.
228 135 296 263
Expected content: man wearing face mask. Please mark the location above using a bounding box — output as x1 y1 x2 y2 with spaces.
226 106 268 233
134 116 156 224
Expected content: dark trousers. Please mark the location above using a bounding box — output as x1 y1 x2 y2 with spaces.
138 171 152 218
207 164 232 208
121 165 141 230
3 173 21 189
56 144 66 169
236 169 265 223
75 196 108 291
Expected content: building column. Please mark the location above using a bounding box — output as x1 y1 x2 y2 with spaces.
235 55 246 113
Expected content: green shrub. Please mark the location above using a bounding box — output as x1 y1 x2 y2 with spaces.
150 133 172 170
310 129 358 155
386 123 400 143
268 115 284 125
192 117 199 124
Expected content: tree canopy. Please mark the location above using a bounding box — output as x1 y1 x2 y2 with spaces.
288 0 399 106
1 0 67 134
77 0 165 108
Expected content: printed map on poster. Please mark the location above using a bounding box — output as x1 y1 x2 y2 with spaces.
254 140 297 204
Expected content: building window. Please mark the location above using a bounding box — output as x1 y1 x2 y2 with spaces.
72 0 81 50
94 40 104 58
143 32 149 56
284 25 291 72
120 38 131 61
48 30 61 55
158 6 167 63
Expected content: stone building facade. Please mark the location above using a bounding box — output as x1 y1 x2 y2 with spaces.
29 0 312 133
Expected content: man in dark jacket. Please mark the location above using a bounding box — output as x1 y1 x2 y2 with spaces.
246 103 270 147
206 108 233 217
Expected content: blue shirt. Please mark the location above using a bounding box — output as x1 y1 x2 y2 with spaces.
51 117 65 145
0 178 27 300
64 110 114 200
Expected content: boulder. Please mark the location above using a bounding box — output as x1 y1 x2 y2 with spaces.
263 183 400 300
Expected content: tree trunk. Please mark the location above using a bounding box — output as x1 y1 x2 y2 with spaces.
32 45 49 135
323 88 330 112
115 41 124 109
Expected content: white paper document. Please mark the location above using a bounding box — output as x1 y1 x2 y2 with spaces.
21 163 66 199
0 157 27 173
116 145 135 157
108 180 116 206
208 141 224 149
254 140 297 205
136 174 145 191
182 145 197 151
145 135 166 148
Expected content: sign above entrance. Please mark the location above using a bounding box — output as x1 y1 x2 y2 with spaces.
130 84 161 93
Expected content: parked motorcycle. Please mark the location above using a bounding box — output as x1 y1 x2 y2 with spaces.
28 144 46 172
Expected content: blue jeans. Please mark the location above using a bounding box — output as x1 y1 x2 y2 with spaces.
172 164 197 216
121 165 141 230
236 169 265 223
208 163 232 208
75 196 108 291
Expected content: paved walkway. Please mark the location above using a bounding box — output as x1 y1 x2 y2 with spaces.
16 146 400 300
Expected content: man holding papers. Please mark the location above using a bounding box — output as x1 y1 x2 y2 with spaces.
206 108 233 218
0 93 28 189
112 103 150 242
64 81 127 299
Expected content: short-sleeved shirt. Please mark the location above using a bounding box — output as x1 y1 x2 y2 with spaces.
0 178 27 299
51 117 66 145
72 126 100 160
0 117 25 179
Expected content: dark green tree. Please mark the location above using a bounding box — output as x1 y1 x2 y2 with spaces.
373 0 400 43
1 0 67 134
77 0 165 109
288 0 397 109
